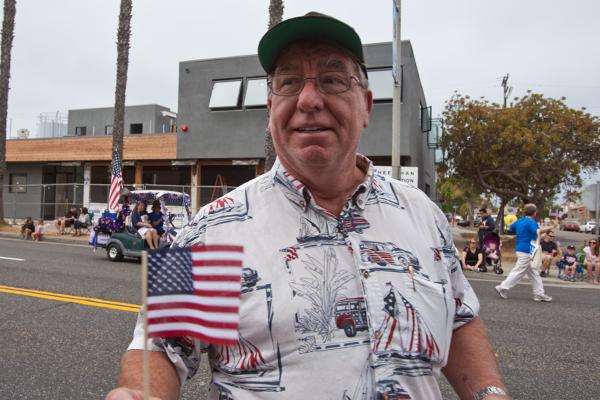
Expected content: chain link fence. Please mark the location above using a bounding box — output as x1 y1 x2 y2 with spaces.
2 183 237 223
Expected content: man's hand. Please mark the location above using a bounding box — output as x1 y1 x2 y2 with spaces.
105 387 162 400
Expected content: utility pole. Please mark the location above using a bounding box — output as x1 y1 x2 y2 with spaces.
501 73 512 108
391 0 402 179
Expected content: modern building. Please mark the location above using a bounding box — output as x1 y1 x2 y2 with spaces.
3 41 439 221
67 104 177 136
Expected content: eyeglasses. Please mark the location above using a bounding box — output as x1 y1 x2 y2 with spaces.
268 71 362 96
590 241 597 244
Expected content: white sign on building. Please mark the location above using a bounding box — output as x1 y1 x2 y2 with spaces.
373 166 419 188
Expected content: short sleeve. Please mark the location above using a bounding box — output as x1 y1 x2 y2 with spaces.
127 312 207 391
432 203 480 330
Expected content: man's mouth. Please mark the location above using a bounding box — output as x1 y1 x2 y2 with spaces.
295 127 329 133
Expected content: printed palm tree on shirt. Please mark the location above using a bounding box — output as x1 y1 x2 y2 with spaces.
290 248 354 342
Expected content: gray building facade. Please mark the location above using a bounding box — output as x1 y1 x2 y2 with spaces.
67 104 176 136
176 41 437 197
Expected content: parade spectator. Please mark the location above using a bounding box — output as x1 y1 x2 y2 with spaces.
496 203 555 302
461 238 483 271
107 12 507 400
583 238 600 285
476 207 496 248
539 231 561 277
32 218 44 241
558 245 578 281
55 205 78 235
21 216 35 239
73 207 91 237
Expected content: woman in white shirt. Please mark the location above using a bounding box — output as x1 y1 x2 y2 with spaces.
583 238 600 284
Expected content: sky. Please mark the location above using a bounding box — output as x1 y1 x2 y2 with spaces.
4 0 600 148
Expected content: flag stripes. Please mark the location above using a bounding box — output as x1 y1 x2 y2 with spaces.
146 245 243 345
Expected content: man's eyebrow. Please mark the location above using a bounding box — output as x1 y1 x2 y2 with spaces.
275 63 300 73
317 58 347 71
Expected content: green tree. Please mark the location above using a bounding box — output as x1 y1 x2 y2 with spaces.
0 0 16 224
440 92 600 218
111 0 133 168
264 0 284 171
437 176 482 226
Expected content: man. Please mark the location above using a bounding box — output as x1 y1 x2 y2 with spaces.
476 207 496 248
539 231 561 277
107 13 508 400
54 205 78 235
495 204 556 302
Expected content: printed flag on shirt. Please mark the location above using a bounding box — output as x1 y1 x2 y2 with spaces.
146 245 243 345
108 148 123 211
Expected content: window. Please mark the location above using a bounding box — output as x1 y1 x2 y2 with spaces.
9 174 27 193
75 126 86 136
130 123 143 134
105 125 113 135
434 148 444 164
421 105 432 133
209 79 242 109
244 78 268 108
368 69 393 101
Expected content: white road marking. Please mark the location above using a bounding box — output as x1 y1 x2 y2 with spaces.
0 256 25 261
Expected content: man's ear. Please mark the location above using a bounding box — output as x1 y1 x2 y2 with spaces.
362 89 373 128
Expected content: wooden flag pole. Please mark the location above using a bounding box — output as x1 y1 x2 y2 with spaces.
141 250 150 400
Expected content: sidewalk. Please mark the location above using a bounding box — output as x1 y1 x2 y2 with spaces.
0 223 90 245
464 259 600 289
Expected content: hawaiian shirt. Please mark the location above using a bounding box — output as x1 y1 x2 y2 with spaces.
128 155 480 400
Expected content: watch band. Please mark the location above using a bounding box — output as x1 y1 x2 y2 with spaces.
472 386 509 400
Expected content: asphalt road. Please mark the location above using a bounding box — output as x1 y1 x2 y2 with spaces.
0 237 598 399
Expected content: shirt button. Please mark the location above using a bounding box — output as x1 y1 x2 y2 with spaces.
299 200 305 207
362 270 370 279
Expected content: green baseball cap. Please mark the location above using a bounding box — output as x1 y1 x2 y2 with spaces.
257 12 367 76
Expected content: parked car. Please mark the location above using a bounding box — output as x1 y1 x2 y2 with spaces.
580 221 597 234
560 219 581 232
457 219 471 227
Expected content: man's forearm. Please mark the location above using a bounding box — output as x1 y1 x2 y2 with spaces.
116 350 181 400
443 317 509 399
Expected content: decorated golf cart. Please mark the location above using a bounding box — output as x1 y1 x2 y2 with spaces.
89 189 192 261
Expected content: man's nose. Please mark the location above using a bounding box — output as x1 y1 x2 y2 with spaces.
297 78 324 112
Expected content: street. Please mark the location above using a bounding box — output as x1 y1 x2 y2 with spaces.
1 236 598 399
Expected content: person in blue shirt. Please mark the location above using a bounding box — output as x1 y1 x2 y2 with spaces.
495 203 556 302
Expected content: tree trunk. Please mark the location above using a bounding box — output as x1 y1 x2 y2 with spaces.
111 0 132 169
0 0 16 224
497 197 508 234
263 0 284 171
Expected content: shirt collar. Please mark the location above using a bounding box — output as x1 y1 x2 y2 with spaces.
269 154 374 212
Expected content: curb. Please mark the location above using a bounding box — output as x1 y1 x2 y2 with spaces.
0 231 89 245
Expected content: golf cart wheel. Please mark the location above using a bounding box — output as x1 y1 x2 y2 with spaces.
107 243 124 262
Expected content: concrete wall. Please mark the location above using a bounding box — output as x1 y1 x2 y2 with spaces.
176 41 436 195
3 163 44 220
67 104 174 136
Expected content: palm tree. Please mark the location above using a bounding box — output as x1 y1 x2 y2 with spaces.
0 0 16 224
263 0 284 171
111 0 133 168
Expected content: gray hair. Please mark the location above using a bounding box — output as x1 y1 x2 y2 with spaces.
523 203 537 216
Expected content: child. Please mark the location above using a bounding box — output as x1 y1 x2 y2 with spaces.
558 245 578 281
484 241 500 266
32 218 45 241
21 216 35 239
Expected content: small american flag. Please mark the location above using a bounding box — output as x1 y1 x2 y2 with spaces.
146 245 243 345
108 148 123 211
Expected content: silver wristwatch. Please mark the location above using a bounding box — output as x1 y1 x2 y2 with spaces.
472 386 509 400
